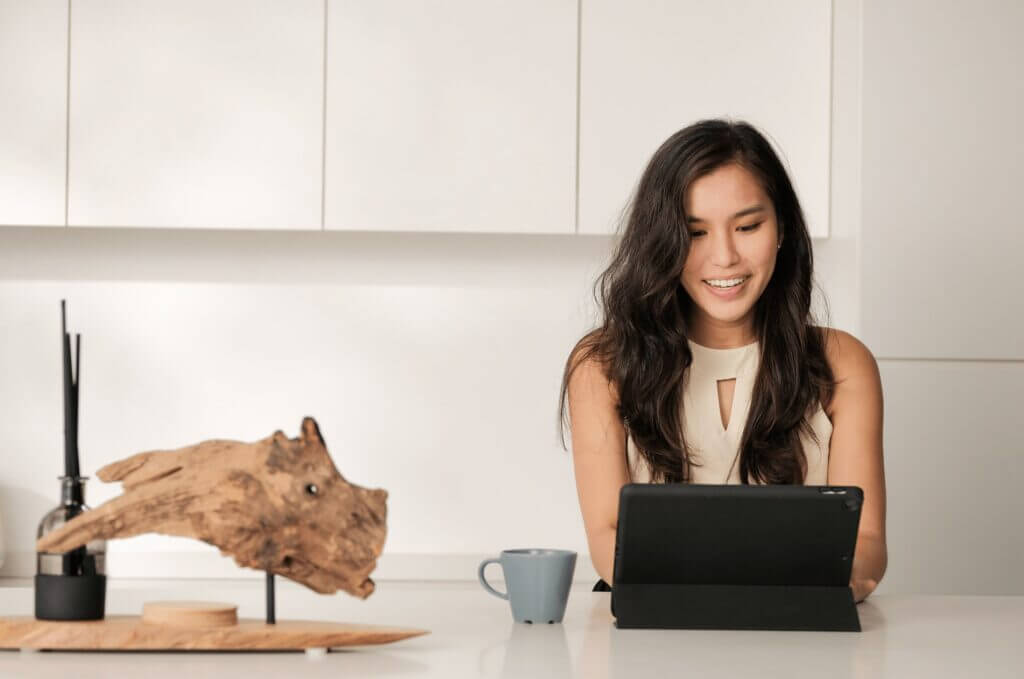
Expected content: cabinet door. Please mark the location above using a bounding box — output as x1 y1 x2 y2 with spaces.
580 0 832 237
325 0 577 234
0 0 67 227
68 0 323 229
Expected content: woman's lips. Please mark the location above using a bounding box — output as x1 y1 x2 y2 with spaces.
702 276 750 299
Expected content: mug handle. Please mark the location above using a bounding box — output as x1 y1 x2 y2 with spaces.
477 558 509 600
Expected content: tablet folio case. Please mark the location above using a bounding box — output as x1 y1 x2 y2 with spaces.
611 484 863 632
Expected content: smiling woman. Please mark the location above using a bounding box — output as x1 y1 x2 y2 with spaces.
557 119 887 603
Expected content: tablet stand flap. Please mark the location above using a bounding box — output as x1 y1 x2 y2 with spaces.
612 583 861 632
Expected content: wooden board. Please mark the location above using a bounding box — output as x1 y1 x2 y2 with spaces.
0 616 429 651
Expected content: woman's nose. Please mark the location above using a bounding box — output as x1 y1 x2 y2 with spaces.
709 232 741 267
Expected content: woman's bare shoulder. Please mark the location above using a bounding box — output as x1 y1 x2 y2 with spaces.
567 330 619 404
815 327 879 383
814 327 882 420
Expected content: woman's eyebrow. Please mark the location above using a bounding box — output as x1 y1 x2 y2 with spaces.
686 204 766 224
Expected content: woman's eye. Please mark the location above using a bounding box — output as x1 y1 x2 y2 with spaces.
738 222 763 232
689 230 707 238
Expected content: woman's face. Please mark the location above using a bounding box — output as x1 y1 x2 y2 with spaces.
680 163 780 339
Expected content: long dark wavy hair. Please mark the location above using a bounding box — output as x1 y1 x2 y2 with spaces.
558 119 835 485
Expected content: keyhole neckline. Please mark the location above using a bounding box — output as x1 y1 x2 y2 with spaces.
687 339 759 382
687 338 758 351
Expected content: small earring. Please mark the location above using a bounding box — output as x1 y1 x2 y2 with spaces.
777 242 782 250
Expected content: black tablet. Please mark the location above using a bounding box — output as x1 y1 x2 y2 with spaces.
610 483 864 631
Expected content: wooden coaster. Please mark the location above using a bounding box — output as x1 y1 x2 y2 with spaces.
142 601 238 627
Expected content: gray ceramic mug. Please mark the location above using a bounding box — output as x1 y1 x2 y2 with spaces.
478 549 577 624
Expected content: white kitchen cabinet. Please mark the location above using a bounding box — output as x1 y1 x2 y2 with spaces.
579 0 832 237
324 0 577 234
0 0 68 227
67 0 323 229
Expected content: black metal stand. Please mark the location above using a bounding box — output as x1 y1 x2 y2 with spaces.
265 572 276 625
612 583 861 632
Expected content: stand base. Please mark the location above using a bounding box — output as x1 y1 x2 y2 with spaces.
612 583 861 632
0 616 429 651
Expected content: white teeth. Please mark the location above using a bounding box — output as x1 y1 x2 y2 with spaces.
705 277 749 289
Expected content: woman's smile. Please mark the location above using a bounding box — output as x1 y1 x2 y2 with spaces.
702 275 752 299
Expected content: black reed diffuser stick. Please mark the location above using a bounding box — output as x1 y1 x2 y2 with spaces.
61 300 81 480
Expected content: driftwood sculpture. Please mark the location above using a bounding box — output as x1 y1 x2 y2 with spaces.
36 417 387 598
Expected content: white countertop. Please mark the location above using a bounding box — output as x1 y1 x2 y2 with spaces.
0 579 1022 678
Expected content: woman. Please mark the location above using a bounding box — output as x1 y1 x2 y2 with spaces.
559 119 886 603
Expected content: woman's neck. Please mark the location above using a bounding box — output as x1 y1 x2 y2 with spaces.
688 313 757 349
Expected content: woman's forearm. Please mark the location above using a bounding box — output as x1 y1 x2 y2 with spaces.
589 528 617 584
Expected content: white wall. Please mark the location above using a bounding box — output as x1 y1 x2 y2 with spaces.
0 229 601 582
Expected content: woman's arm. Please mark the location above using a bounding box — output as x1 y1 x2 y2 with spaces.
566 352 630 585
824 329 888 603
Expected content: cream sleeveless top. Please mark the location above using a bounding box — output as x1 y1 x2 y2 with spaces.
626 340 832 485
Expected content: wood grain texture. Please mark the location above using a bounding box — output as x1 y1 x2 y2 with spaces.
141 601 238 627
35 417 388 597
0 616 428 650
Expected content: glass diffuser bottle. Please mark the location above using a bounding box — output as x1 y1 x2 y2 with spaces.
34 300 107 621
35 476 107 620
